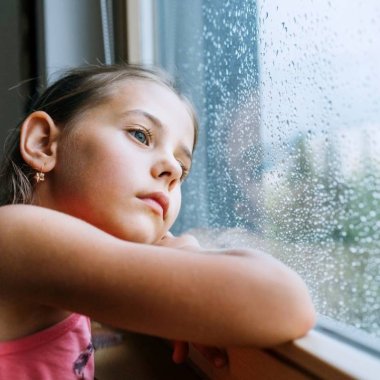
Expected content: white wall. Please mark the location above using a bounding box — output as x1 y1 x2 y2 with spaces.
0 1 24 157
41 0 105 83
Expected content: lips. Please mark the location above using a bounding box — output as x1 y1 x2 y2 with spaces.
138 192 169 218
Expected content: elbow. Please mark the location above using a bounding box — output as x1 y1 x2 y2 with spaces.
239 294 316 348
277 279 317 343
303 298 317 333
221 254 317 347
251 269 317 347
290 297 317 340
265 294 316 347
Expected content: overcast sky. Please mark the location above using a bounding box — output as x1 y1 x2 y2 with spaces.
257 0 380 146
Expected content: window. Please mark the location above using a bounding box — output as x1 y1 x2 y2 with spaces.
154 0 380 344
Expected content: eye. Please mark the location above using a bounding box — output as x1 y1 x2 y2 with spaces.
178 160 190 182
128 128 152 146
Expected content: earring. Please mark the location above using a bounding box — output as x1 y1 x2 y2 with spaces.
34 165 45 183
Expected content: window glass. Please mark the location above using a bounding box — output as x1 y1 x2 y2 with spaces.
155 0 380 339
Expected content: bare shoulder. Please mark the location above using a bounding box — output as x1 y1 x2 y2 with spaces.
0 204 119 273
0 203 29 218
0 205 76 340
0 204 42 237
0 204 107 238
0 204 56 225
0 203 69 221
0 205 70 243
0 204 74 271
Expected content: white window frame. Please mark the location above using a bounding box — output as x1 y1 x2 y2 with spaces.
187 325 380 379
126 0 155 65
125 2 380 379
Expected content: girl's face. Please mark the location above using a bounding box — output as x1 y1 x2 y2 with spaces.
42 80 195 244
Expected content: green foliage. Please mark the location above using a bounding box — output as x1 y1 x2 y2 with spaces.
264 134 380 246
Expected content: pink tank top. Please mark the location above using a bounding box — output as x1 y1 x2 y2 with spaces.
0 313 94 380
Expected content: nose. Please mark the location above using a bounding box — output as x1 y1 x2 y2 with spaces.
151 154 183 190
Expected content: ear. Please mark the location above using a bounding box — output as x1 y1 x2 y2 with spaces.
20 111 60 173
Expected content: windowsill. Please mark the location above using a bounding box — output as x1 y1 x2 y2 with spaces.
273 329 380 379
95 322 380 380
187 320 380 380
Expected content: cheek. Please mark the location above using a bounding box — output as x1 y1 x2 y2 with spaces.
70 133 121 177
53 134 113 194
168 189 182 225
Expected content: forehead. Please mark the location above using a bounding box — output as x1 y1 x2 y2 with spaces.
108 79 195 146
109 80 190 123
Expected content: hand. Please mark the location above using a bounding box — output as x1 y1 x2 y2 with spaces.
156 232 201 251
171 340 228 368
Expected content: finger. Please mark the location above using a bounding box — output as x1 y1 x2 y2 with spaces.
192 344 228 368
172 341 189 364
180 234 201 247
156 233 175 247
160 232 174 241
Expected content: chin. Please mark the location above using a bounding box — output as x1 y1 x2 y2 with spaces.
115 221 164 245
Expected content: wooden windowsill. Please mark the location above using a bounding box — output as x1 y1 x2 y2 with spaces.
187 328 380 380
95 326 380 380
272 329 380 380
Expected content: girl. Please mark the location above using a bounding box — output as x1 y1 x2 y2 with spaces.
0 64 315 379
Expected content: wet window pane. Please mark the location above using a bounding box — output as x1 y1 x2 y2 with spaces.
156 0 380 339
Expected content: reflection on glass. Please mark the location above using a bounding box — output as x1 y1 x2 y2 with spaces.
156 0 380 339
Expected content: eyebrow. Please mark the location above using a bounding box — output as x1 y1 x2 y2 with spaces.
123 109 193 162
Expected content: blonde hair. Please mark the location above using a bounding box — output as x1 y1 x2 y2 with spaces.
0 64 198 205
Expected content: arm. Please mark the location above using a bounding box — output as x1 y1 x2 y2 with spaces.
0 204 315 347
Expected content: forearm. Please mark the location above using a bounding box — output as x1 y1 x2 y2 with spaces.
0 205 315 347
188 249 316 346
66 248 314 347
159 240 316 346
